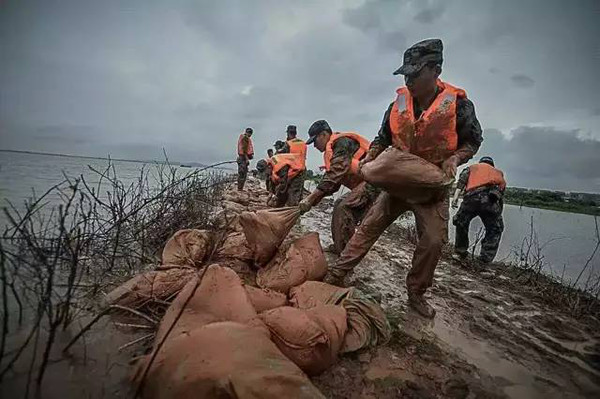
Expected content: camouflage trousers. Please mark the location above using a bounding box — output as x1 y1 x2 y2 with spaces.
237 156 249 191
330 182 379 254
273 171 305 207
453 191 504 263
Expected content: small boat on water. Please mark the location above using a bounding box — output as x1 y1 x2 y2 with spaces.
180 164 192 168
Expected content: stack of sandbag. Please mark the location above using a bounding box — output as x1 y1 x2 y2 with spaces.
289 281 391 353
161 229 212 267
213 231 257 286
135 265 324 399
103 267 196 310
256 232 328 294
360 147 453 204
259 305 347 375
240 207 302 267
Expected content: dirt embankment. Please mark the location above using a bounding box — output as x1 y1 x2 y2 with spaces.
302 193 600 399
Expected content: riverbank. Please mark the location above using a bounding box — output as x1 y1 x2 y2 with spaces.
1 176 599 398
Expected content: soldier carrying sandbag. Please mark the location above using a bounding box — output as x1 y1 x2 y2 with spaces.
323 39 483 318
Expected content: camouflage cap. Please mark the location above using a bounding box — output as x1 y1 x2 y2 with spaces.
306 119 332 144
479 156 495 166
286 125 297 133
393 38 443 76
274 140 286 150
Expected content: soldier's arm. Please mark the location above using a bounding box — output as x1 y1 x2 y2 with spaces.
454 98 483 166
366 102 394 161
306 138 359 205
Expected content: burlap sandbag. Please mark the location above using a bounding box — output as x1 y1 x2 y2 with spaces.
256 233 327 294
244 286 288 313
360 148 452 204
239 207 302 267
103 268 195 310
136 321 325 399
161 229 212 267
155 264 259 345
214 232 254 262
224 190 251 206
259 305 347 375
289 281 391 353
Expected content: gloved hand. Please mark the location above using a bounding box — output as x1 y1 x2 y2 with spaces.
442 155 459 180
298 199 312 214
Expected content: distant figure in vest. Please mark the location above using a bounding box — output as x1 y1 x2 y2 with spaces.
279 124 307 204
299 120 379 254
237 127 254 191
451 156 506 263
263 148 274 191
268 152 305 207
323 39 483 318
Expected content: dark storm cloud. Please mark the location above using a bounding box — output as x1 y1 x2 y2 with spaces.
510 74 535 88
0 0 598 191
478 127 600 192
414 6 445 24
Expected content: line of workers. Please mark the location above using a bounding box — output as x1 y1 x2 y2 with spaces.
235 38 507 319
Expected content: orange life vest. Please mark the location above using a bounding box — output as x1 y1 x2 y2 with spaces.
286 138 307 169
466 163 506 192
237 133 254 157
270 153 303 184
389 79 466 165
324 132 370 189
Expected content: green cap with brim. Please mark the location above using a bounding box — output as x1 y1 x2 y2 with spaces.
393 38 443 76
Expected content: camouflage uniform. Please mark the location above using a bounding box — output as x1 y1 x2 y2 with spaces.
316 137 379 253
453 168 504 262
272 166 305 207
237 135 252 191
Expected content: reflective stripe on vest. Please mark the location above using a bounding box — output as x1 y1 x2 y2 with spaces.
323 132 370 189
389 79 465 165
237 133 254 156
286 138 307 168
270 153 303 183
466 163 506 192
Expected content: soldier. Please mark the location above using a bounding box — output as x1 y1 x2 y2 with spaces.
324 39 483 318
268 152 305 207
451 156 506 263
299 120 378 254
236 127 254 191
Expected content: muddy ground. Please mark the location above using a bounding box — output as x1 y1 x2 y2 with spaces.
2 178 599 398
303 193 600 399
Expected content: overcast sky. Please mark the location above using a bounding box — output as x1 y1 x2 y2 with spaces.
1 0 599 192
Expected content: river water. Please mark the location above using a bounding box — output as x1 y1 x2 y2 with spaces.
1 151 598 287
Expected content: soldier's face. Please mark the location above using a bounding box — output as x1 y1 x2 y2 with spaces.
314 132 330 152
405 65 438 98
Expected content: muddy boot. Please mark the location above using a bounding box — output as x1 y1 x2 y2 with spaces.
408 294 436 319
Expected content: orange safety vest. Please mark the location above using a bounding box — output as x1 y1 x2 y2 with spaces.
389 79 466 165
324 132 370 189
237 133 254 157
466 163 506 192
270 153 303 184
286 138 307 169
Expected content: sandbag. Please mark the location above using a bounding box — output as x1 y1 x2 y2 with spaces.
214 232 254 262
259 305 347 375
360 148 452 204
213 208 243 232
289 281 352 309
256 233 327 294
223 200 247 214
161 229 212 267
155 264 258 345
136 321 325 399
244 286 288 313
103 268 195 310
289 281 391 353
240 207 302 267
224 190 250 206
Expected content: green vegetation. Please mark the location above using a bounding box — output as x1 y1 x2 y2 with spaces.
504 187 600 216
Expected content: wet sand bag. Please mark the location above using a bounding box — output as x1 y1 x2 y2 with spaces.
224 190 250 206
360 148 452 203
214 232 254 262
161 229 212 267
289 281 391 353
240 207 302 267
259 305 347 375
136 321 325 399
244 286 288 313
155 264 258 345
256 233 327 294
103 268 195 310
